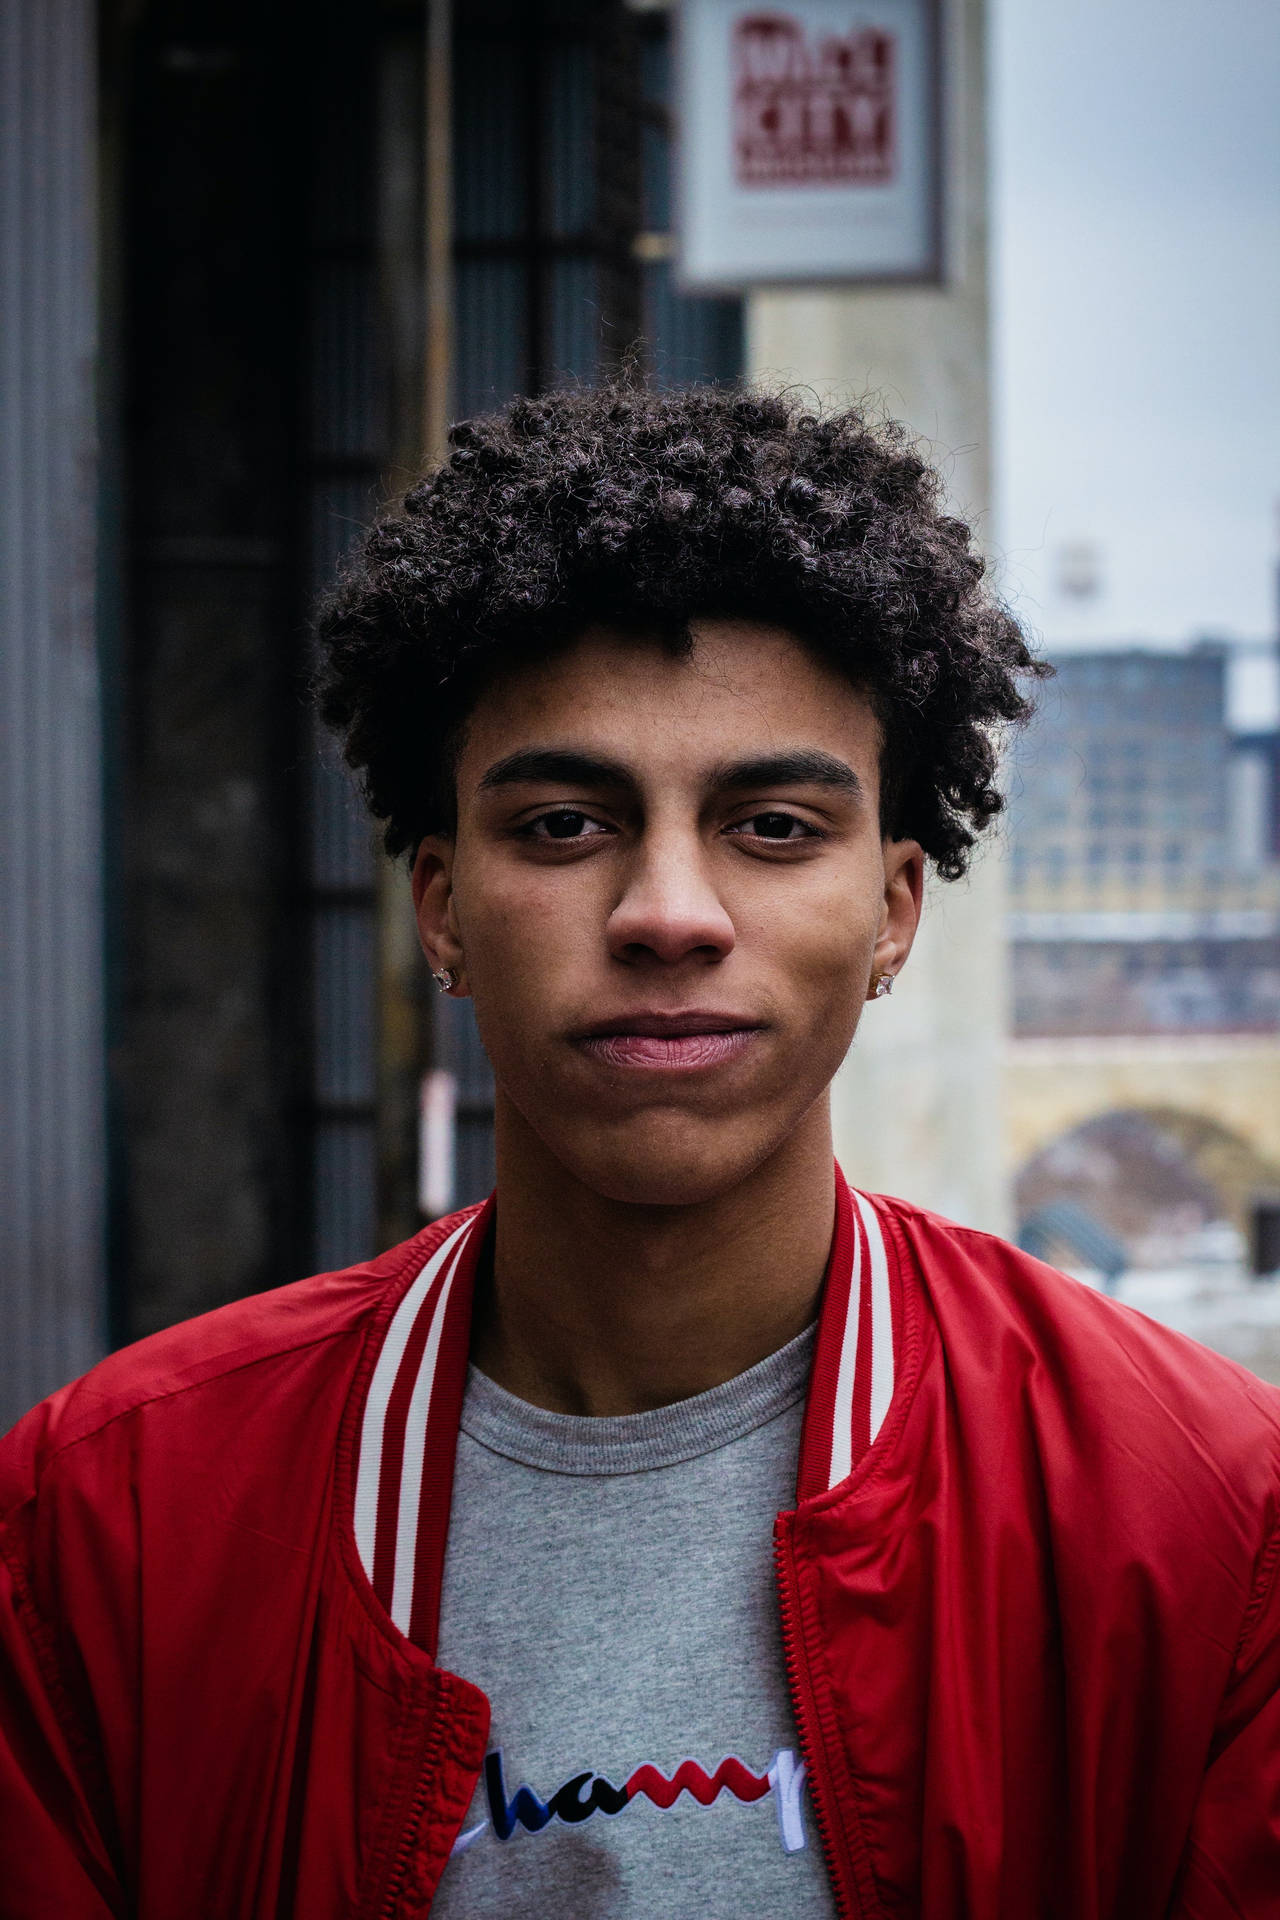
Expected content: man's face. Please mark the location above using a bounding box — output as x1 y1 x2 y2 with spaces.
414 620 923 1206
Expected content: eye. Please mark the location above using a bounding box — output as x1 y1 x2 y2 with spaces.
728 811 820 842
523 808 612 842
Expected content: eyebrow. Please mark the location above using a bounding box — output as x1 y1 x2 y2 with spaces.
477 749 634 793
475 746 863 799
708 751 863 797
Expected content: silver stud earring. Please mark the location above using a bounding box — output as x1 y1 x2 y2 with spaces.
872 972 894 999
432 966 459 994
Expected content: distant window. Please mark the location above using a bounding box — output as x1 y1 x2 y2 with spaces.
453 2 742 412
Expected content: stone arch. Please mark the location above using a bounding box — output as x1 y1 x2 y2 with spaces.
1005 1036 1280 1167
1133 1106 1280 1235
1013 1105 1280 1271
1004 1037 1280 1223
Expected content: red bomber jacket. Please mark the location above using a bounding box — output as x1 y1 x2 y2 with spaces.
3 1171 1280 1919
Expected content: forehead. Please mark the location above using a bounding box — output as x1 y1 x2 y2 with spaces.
456 619 881 786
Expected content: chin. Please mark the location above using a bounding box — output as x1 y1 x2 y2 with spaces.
550 1113 789 1210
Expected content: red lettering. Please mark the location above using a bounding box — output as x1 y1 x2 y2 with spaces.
625 1756 771 1809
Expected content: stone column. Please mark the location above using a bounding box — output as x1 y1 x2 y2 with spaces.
0 0 106 1421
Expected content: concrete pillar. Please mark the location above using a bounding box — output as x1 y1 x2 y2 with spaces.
746 0 1010 1231
0 0 106 1423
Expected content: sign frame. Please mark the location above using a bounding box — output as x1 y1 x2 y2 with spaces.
673 0 945 293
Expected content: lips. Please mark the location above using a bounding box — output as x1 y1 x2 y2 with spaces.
574 1011 762 1072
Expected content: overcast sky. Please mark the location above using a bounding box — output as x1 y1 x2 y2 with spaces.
991 0 1279 717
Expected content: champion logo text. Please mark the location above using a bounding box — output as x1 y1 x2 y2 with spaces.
449 1747 811 1857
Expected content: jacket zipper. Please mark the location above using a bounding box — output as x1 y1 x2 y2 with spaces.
375 1691 452 1920
378 1772 433 1920
774 1516 855 1920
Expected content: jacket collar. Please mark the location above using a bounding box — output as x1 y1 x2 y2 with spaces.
350 1164 901 1658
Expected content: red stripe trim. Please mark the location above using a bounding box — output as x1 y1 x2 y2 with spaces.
885 1202 904 1409
795 1166 856 1504
408 1196 494 1655
371 1262 451 1610
849 1243 874 1462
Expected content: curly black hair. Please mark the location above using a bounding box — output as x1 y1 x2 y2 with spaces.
316 384 1045 880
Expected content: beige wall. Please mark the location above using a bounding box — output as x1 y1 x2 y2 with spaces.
746 0 1009 1229
837 856 1010 1230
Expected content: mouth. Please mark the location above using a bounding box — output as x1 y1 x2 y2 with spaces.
573 1011 764 1072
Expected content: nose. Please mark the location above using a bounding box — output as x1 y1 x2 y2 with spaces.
606 832 736 967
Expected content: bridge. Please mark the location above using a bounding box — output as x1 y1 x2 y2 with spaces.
1005 1034 1280 1235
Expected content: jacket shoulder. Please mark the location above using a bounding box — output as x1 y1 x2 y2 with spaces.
0 1209 477 1514
875 1191 1280 1469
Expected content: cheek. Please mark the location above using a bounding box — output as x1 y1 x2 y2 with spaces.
452 865 599 1003
739 870 880 982
780 891 880 1068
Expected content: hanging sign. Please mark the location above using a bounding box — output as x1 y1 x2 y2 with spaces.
675 0 941 289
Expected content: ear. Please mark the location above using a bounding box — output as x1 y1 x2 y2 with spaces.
412 836 469 995
867 837 925 1000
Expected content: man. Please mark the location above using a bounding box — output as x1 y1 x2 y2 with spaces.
2 387 1278 1919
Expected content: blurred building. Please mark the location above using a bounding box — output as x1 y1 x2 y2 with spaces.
5 0 1002 1424
1004 642 1280 1280
1009 645 1280 1036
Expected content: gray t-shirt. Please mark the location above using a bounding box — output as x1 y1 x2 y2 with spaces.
432 1326 835 1918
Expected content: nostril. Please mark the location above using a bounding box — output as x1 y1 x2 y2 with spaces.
605 848 737 963
607 913 736 966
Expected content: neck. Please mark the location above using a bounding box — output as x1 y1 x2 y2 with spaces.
474 1099 836 1415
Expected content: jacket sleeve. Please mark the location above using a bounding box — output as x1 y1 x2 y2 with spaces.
0 1518 126 1917
1169 1514 1280 1917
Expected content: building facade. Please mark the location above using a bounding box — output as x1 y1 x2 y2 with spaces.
1007 645 1280 1038
1004 643 1280 1280
3 0 743 1426
4 0 1004 1422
